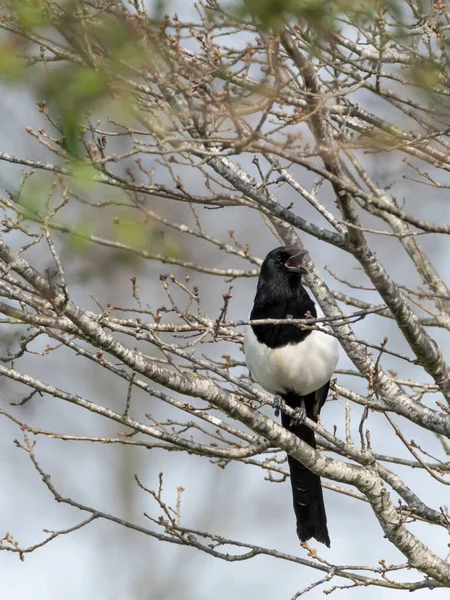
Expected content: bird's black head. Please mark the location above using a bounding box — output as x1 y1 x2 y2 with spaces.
251 246 315 345
259 246 308 282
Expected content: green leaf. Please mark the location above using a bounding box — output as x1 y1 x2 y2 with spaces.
14 0 46 29
0 45 24 80
68 218 93 254
115 220 148 251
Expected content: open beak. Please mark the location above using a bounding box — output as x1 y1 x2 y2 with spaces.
285 249 308 274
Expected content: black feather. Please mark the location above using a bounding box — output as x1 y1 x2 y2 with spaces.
247 246 332 546
250 247 316 348
282 386 330 547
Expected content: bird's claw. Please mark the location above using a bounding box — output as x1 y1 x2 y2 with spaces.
290 406 306 427
273 395 286 417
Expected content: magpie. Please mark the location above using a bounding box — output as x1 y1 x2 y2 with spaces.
244 246 339 547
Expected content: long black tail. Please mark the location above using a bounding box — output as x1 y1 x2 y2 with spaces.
281 391 330 547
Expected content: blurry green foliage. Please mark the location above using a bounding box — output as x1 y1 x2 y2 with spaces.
238 0 403 34
17 175 49 219
68 217 93 254
162 237 182 260
5 0 161 157
410 61 443 91
10 0 46 29
240 0 336 33
114 219 149 251
70 162 101 193
0 42 24 80
40 66 108 156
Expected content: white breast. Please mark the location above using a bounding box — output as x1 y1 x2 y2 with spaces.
244 308 339 396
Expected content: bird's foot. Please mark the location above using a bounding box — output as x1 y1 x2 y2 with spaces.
290 405 306 427
273 395 286 418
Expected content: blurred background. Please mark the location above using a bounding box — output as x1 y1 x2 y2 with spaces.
1 1 450 598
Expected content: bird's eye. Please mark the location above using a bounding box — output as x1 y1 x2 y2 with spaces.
275 255 283 263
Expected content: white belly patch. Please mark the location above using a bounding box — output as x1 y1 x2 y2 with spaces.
244 323 339 396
